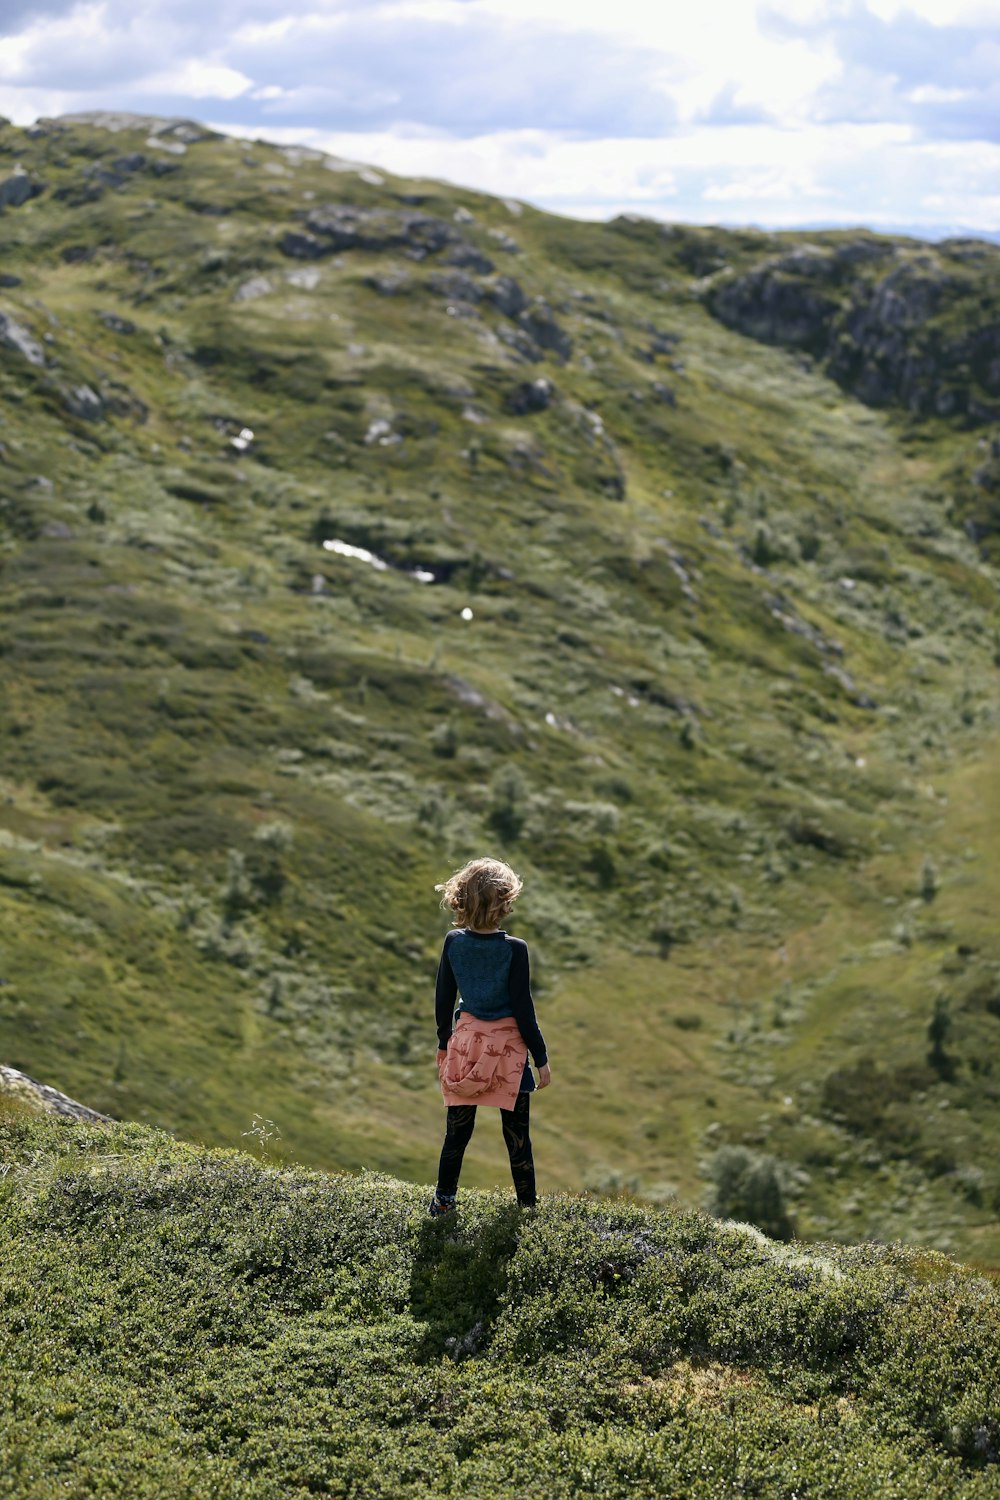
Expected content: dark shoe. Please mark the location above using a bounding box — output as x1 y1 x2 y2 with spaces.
429 1191 456 1218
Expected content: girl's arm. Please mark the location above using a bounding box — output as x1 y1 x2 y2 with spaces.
435 936 458 1050
508 940 547 1068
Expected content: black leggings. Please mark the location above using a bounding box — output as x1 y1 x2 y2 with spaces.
436 1092 536 1205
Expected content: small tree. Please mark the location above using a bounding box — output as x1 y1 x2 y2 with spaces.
920 855 939 902
707 1146 794 1241
927 995 955 1080
489 765 529 842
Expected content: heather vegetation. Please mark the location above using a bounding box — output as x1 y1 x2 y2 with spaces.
1 113 999 1276
1 1112 998 1498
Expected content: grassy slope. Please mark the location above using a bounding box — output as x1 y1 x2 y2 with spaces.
1 1112 999 1499
0 116 998 1261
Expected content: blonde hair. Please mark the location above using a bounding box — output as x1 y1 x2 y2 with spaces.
435 856 523 931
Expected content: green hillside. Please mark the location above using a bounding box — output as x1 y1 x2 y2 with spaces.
1 1110 998 1498
1 112 999 1262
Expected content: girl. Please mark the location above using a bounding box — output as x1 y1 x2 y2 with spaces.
429 856 551 1217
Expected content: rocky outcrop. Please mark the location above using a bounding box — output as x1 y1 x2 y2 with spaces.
48 113 216 144
0 1063 111 1123
708 252 842 355
282 203 458 260
705 239 1000 423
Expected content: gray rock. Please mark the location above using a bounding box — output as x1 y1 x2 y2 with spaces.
443 241 495 274
113 153 146 173
285 266 321 290
301 202 456 256
485 275 528 319
233 275 273 303
364 269 412 296
427 270 483 304
97 310 136 334
149 135 186 155
706 237 1000 422
0 168 44 209
0 274 21 288
487 227 521 253
64 384 104 420
280 231 327 260
0 309 45 365
517 300 573 362
50 112 215 143
506 377 554 414
0 1063 111 1124
708 262 838 353
496 324 543 362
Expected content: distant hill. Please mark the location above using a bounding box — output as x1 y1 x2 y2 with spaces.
0 112 998 1265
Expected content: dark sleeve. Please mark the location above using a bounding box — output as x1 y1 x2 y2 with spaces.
508 939 547 1068
435 934 458 1050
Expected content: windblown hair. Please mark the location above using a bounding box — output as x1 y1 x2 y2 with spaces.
435 857 523 932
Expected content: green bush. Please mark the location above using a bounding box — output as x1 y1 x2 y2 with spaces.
1 1116 998 1498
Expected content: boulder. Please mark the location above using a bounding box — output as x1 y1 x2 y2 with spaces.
63 384 104 420
506 377 554 414
97 310 136 334
364 270 412 296
486 275 528 319
427 270 483 304
496 324 543 362
517 299 573 362
232 275 273 303
0 168 44 209
443 242 495 274
487 228 521 253
0 309 46 365
0 1063 110 1124
280 231 327 260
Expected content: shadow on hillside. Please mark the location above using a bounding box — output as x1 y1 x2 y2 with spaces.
409 1203 523 1363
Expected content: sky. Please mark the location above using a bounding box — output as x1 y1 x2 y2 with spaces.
1 0 999 235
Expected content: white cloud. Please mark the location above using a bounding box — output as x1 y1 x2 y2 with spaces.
207 116 1000 230
0 0 997 232
147 61 252 100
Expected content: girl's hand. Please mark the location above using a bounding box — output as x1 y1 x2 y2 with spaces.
437 1048 448 1065
537 1063 552 1089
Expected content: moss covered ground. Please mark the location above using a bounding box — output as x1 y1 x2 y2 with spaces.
1 114 999 1265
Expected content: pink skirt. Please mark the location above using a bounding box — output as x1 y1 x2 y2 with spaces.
438 1011 528 1110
